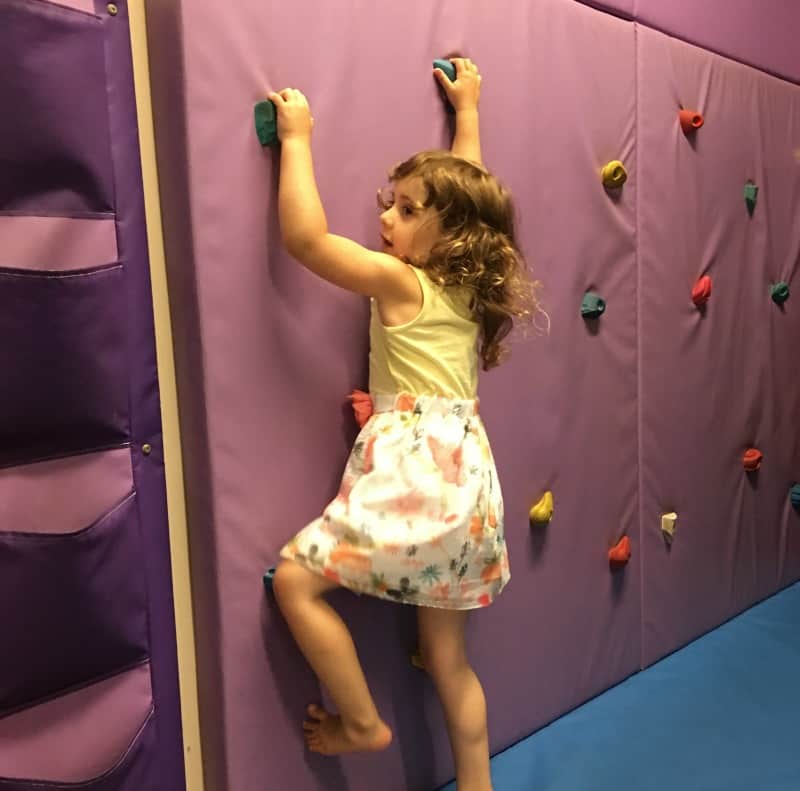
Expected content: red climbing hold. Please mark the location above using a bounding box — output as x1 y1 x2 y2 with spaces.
743 448 763 472
692 276 712 307
608 536 631 566
679 109 704 134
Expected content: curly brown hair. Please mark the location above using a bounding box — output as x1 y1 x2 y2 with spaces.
384 150 545 370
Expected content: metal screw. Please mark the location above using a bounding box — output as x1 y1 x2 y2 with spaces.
142 443 152 455
107 3 118 15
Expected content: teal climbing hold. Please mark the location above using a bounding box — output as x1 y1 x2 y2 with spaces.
581 292 606 319
744 182 758 215
254 100 279 147
791 484 800 512
433 58 457 82
263 566 277 592
771 282 790 305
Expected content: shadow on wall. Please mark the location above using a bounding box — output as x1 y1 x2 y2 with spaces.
261 589 438 788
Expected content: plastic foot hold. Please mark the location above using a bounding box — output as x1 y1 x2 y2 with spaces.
692 275 712 307
529 491 554 526
254 100 279 147
581 291 606 319
790 484 800 512
742 448 763 472
744 181 758 215
771 282 790 305
608 536 631 567
601 160 627 189
433 58 456 82
661 512 678 545
679 108 704 134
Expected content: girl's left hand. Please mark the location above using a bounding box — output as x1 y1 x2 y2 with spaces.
267 88 315 142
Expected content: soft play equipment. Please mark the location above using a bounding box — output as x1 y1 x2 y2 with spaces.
2 0 799 790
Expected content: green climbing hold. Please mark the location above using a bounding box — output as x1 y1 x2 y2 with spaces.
771 282 790 305
744 182 758 215
254 100 279 147
581 292 606 319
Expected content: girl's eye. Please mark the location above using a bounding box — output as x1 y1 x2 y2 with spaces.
401 206 415 217
376 188 395 210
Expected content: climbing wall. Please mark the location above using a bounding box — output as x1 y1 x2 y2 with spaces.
637 23 800 666
143 0 800 789
0 1 185 788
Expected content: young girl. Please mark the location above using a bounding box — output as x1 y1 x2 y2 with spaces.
268 58 541 791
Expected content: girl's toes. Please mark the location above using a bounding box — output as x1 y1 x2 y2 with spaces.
307 704 327 721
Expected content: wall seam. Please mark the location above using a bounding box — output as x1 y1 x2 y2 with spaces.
634 19 645 672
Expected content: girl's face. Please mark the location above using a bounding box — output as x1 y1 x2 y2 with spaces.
379 177 441 264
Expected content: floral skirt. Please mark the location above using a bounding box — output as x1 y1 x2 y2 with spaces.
280 391 509 609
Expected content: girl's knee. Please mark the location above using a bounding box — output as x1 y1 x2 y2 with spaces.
420 641 468 681
271 560 305 606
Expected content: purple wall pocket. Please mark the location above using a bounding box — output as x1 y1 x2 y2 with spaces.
0 0 185 788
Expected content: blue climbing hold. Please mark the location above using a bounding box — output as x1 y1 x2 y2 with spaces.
790 484 800 512
263 567 277 592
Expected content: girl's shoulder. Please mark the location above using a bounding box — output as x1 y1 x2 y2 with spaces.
419 271 476 324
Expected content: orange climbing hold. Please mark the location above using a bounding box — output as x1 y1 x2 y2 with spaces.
679 108 704 134
743 448 763 472
692 275 712 307
608 536 631 566
348 389 374 428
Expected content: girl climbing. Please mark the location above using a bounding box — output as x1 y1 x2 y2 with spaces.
268 57 543 791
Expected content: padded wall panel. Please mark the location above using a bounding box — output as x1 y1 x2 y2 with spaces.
146 0 640 789
638 25 800 667
575 0 800 85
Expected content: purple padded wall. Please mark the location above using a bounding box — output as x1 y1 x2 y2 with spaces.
147 1 639 789
145 0 799 789
638 26 800 666
576 0 800 85
0 1 184 788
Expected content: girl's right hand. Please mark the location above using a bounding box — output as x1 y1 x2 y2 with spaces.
433 58 482 112
267 88 315 142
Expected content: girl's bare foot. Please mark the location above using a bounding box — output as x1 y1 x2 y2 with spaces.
302 704 392 755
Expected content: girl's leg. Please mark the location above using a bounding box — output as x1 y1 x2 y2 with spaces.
272 559 392 755
418 607 493 791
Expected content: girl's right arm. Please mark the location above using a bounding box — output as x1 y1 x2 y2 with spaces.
433 58 483 165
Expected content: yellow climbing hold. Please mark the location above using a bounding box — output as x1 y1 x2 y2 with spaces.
529 491 554 526
661 512 677 544
601 160 627 188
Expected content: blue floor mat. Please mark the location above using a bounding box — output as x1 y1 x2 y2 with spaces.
440 582 800 791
